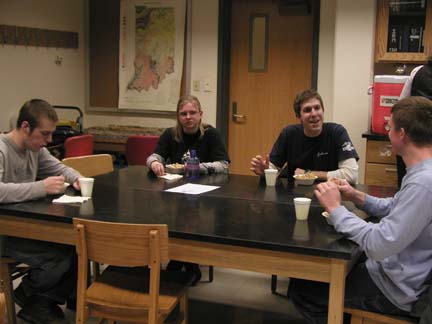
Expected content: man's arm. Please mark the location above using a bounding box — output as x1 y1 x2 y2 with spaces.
327 158 359 184
37 148 81 184
0 154 46 203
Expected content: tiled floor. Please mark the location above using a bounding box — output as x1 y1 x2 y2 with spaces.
12 266 307 324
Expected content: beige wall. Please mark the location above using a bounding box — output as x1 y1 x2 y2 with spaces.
0 0 86 129
0 0 376 182
318 0 376 183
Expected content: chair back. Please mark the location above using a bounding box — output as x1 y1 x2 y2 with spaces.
125 135 159 166
62 154 113 177
73 219 169 267
64 134 94 158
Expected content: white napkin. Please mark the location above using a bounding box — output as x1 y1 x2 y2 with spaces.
53 195 91 204
158 174 183 181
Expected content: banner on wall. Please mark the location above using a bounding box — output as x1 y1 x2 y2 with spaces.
118 0 186 111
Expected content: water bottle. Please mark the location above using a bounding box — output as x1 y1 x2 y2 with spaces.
185 149 200 180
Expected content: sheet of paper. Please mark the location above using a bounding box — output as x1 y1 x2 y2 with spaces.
165 183 220 195
52 195 91 204
158 173 183 181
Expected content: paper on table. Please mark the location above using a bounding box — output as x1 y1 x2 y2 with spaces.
158 174 183 181
53 195 91 204
165 183 220 195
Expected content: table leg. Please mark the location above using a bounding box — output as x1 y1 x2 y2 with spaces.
0 292 5 324
328 259 347 324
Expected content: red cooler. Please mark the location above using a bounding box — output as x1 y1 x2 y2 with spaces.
372 75 409 134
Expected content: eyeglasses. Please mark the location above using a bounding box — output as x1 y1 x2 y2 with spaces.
179 111 199 117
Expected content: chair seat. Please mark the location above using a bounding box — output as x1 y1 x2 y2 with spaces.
345 307 418 324
86 266 194 313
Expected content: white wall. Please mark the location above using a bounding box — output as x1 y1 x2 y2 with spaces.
0 0 86 130
318 0 376 183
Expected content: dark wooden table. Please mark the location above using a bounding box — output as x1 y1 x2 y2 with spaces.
0 166 396 324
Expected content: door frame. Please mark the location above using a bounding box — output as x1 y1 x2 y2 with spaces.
215 0 321 146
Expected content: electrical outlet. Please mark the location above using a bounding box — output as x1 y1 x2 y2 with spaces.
203 79 211 92
193 80 200 91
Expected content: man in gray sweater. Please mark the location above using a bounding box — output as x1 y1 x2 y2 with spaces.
0 99 81 324
289 96 432 323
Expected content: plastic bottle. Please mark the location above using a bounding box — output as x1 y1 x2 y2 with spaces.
185 149 200 180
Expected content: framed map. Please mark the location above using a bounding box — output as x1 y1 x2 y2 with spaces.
118 0 186 111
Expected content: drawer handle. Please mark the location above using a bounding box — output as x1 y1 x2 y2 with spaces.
385 168 397 173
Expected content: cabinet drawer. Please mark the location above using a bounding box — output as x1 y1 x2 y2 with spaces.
366 140 396 164
365 163 397 187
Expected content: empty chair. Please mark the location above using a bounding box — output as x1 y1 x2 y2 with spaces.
73 218 193 324
126 135 159 166
62 154 113 177
64 134 94 158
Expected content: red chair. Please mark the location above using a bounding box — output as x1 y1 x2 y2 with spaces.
64 134 94 158
125 135 159 166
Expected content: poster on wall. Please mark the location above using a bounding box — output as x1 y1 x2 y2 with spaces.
118 0 186 111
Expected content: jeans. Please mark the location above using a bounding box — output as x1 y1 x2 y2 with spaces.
4 237 77 305
288 254 411 324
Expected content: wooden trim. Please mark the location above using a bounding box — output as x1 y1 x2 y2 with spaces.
345 307 417 324
0 215 75 245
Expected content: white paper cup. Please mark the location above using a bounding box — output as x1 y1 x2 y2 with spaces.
264 169 278 186
79 177 94 197
293 197 311 220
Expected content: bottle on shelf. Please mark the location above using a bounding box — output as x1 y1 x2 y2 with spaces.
185 149 200 180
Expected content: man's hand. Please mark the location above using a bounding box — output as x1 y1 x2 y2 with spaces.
314 181 342 213
329 177 364 205
43 176 66 195
72 179 81 191
250 154 270 176
151 161 165 176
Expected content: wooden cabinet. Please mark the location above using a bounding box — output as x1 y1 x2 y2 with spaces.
375 0 432 63
364 140 398 187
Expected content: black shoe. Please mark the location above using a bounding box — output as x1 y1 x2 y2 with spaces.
13 284 28 308
185 263 201 286
166 260 184 271
17 296 70 324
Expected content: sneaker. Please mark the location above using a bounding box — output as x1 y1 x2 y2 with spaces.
17 296 70 324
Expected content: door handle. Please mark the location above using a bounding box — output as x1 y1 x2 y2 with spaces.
232 102 246 122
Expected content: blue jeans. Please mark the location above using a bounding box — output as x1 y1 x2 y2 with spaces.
288 254 411 324
4 237 77 305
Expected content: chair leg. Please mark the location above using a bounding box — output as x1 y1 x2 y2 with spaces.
179 292 188 324
0 262 17 324
209 266 214 282
0 292 5 324
271 274 277 293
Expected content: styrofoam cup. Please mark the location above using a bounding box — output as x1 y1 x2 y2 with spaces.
293 197 311 220
264 169 278 186
79 177 94 197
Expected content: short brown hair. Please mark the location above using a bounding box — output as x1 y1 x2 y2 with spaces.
16 99 58 132
391 96 432 146
293 89 324 118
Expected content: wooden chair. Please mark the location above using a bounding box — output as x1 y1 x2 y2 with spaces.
62 154 113 177
345 307 418 324
126 135 159 166
64 134 94 158
0 257 30 324
73 218 192 324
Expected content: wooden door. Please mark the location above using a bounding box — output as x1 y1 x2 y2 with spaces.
228 0 315 175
